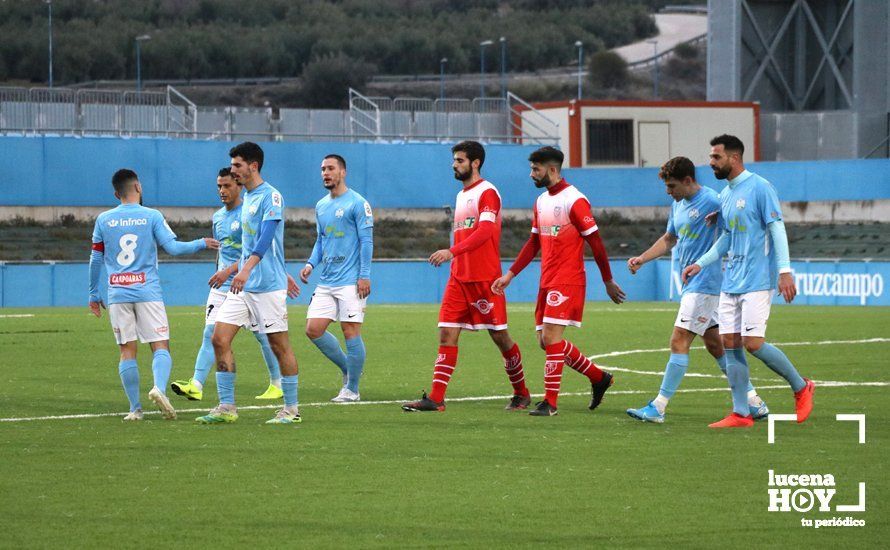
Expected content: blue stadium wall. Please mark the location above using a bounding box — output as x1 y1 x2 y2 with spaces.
1 136 889 208
2 260 888 308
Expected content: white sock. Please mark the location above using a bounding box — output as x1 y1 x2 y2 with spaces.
747 390 761 406
270 379 282 389
192 379 203 391
653 394 669 414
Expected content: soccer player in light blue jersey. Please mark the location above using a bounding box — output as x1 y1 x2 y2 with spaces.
89 169 218 420
196 142 303 425
300 154 373 403
171 167 299 403
625 157 768 423
683 135 815 428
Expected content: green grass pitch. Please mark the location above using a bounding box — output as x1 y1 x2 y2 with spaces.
1 303 887 547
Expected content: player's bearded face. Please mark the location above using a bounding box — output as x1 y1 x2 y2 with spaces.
709 147 733 180
531 170 551 188
452 157 471 181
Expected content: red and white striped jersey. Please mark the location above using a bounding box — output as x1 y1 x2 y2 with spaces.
451 179 502 282
532 179 598 287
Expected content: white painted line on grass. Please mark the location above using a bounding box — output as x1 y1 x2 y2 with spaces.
0 314 35 318
0 382 885 423
589 337 890 360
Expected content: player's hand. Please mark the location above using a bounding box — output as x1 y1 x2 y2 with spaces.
230 268 250 294
429 249 454 267
605 279 626 304
491 272 514 295
704 211 719 227
627 256 644 274
682 264 701 283
778 272 797 303
357 278 371 299
286 274 301 299
204 238 220 250
208 269 230 289
299 264 313 284
89 299 105 318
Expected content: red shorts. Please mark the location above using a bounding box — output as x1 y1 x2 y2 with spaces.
438 278 508 331
535 285 585 330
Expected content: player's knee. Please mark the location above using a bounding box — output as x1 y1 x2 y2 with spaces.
743 339 763 354
704 339 723 357
211 331 229 352
305 325 323 340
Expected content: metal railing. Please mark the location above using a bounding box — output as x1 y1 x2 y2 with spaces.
347 90 559 145
0 85 197 137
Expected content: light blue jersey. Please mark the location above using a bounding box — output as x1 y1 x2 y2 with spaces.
717 170 783 294
667 186 722 296
308 189 374 286
91 204 177 304
212 204 243 292
241 182 286 293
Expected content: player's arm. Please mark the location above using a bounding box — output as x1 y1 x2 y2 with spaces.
628 232 677 274
757 182 796 302
682 230 730 282
231 219 279 294
492 231 540 295
155 214 218 255
569 199 625 304
768 220 796 303
88 225 105 317
301 219 323 284
208 262 239 288
356 200 373 299
432 190 500 266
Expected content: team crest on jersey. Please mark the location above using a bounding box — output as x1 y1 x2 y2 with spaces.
553 206 562 218
470 299 494 315
364 201 373 217
335 208 344 218
546 290 570 307
230 221 240 231
271 192 282 207
466 198 475 210
689 208 700 219
736 199 746 210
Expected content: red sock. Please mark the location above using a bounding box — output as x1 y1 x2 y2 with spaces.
502 343 530 397
563 340 604 383
544 342 565 407
429 345 458 403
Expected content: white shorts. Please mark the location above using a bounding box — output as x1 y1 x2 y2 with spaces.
674 292 720 336
718 290 774 337
307 284 367 323
215 290 289 334
108 301 169 345
204 288 228 325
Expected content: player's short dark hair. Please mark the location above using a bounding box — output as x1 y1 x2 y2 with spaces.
111 168 139 194
528 146 564 169
218 167 233 178
229 141 264 172
710 134 745 157
451 140 485 169
659 156 696 182
324 154 346 169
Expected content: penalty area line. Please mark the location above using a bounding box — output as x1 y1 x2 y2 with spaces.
0 382 885 423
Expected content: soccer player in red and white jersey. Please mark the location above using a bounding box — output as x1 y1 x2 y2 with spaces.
402 141 531 412
492 146 626 416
